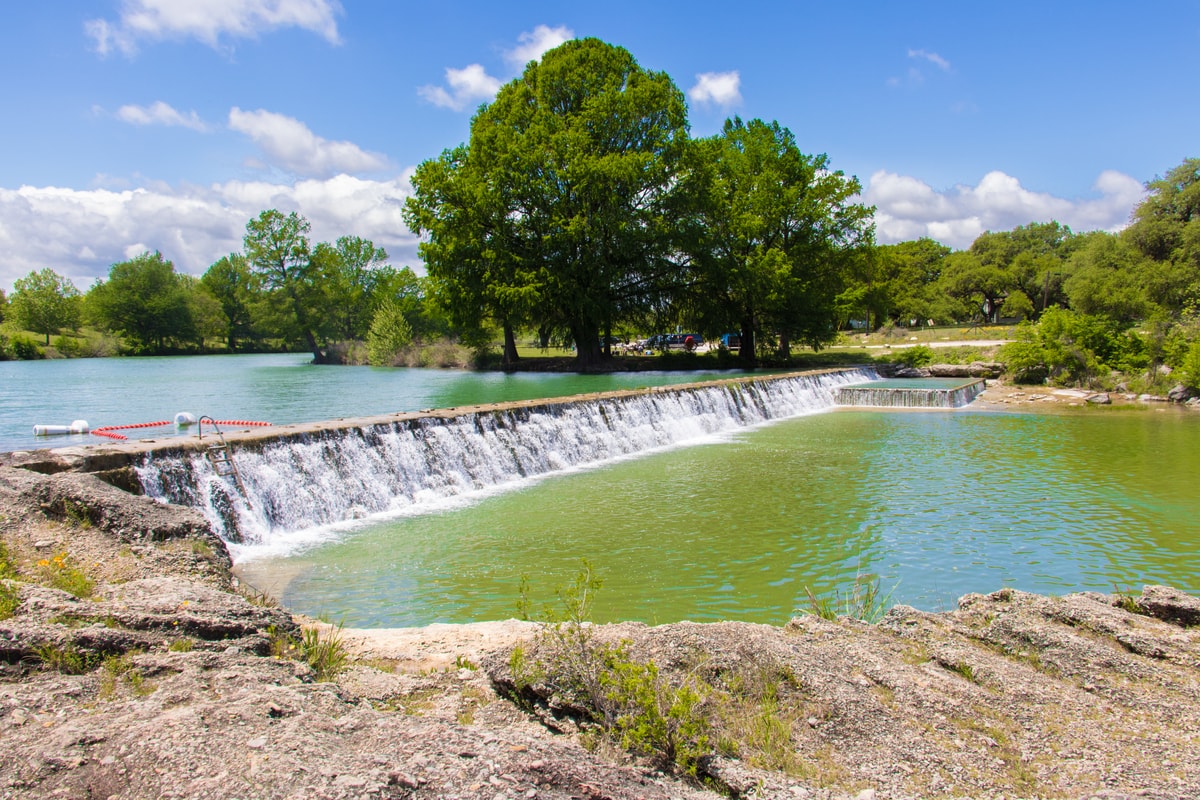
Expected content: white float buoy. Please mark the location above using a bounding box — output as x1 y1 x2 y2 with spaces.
33 420 90 436
174 412 197 427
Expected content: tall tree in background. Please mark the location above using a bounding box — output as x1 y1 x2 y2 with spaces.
688 117 872 363
242 209 328 363
9 268 81 344
201 254 256 351
407 38 690 369
311 235 392 342
1123 158 1200 316
86 252 193 352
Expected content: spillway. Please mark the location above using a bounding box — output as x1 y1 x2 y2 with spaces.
134 368 879 547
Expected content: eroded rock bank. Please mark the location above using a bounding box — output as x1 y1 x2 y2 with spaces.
2 464 1199 799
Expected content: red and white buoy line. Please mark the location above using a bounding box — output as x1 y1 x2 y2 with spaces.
34 416 272 440
91 420 173 441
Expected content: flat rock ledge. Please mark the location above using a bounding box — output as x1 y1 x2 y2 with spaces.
2 464 1199 799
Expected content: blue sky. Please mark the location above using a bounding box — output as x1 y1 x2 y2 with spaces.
1 1 1197 293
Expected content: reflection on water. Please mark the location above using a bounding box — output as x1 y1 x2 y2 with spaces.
240 406 1200 626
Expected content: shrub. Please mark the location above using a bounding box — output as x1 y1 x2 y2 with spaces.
10 335 41 360
1182 340 1200 390
893 344 934 368
0 582 19 620
367 300 414 366
38 552 94 598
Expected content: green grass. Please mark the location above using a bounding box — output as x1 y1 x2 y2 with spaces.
799 573 896 624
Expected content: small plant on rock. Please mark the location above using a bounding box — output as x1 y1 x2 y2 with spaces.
37 552 94 598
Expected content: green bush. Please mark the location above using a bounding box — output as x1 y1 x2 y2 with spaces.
893 344 934 368
9 335 41 360
1182 340 1200 390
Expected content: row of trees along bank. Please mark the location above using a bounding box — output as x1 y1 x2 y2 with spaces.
0 39 1196 385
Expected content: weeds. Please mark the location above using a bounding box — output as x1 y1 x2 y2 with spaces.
0 539 16 578
37 552 94 598
508 561 811 780
800 573 895 623
238 582 279 608
35 643 93 674
1112 586 1146 615
0 582 19 620
168 638 194 653
300 622 349 681
98 653 154 699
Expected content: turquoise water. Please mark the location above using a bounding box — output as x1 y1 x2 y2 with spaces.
239 404 1200 627
0 353 751 453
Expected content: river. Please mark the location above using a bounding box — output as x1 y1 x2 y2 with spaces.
5 354 1198 626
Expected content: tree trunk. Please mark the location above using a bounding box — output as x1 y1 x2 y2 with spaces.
738 317 757 368
572 324 605 371
777 330 791 360
502 323 520 368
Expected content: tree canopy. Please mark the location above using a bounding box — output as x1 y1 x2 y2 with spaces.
9 268 81 345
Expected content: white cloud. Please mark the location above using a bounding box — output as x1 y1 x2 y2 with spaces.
86 0 343 56
420 25 575 112
227 107 389 177
688 71 743 108
863 169 1145 249
0 174 419 292
908 49 951 71
115 101 208 131
417 64 503 112
505 24 574 69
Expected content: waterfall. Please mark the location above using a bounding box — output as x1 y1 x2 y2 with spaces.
135 368 874 551
836 379 985 409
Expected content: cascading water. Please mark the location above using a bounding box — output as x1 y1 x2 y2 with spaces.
836 379 984 409
135 368 875 552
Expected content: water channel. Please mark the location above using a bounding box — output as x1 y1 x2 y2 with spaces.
4 354 1198 626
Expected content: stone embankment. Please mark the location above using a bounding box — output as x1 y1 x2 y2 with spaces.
2 465 1199 799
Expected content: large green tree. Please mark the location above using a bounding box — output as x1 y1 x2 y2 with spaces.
86 252 194 352
311 235 392 342
1123 158 1200 316
200 253 257 351
688 117 873 363
242 209 328 363
407 38 690 369
9 268 81 344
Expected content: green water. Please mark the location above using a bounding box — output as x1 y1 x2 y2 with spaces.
244 406 1200 626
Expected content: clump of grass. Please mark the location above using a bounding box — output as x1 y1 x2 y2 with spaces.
238 582 279 608
509 561 815 781
300 621 349 681
0 539 17 579
98 653 154 698
167 638 194 653
0 582 20 620
267 620 348 681
1112 585 1146 615
35 643 94 674
37 551 94 598
800 572 896 623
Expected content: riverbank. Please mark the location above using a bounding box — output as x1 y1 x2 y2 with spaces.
3 457 1200 798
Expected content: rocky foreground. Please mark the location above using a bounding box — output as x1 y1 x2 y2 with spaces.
1 465 1199 799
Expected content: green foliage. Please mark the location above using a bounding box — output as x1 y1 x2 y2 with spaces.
10 268 82 345
37 552 94 598
1000 307 1149 387
0 539 16 579
35 643 93 674
1181 339 1200 390
892 344 934 368
366 299 414 366
0 541 18 619
299 621 349 681
800 572 894 623
86 251 196 353
9 334 41 360
168 638 195 653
